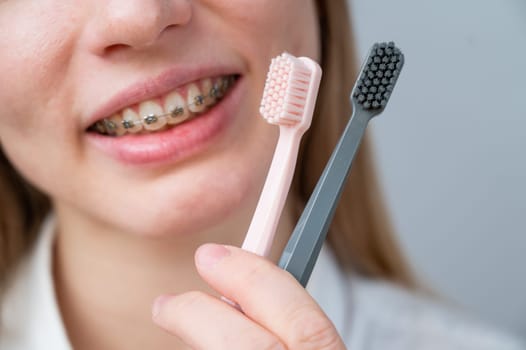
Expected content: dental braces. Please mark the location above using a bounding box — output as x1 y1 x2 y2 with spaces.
95 76 236 135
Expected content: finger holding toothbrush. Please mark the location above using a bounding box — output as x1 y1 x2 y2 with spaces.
152 243 346 350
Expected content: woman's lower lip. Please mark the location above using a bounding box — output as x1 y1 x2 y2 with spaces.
86 77 244 166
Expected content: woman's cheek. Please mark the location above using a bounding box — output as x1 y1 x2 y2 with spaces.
207 0 318 55
0 2 79 130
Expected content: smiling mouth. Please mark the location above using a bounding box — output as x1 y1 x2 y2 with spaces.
88 74 239 136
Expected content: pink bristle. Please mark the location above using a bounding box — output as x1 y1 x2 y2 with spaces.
260 53 312 125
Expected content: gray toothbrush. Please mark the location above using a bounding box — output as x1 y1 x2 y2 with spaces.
278 42 405 287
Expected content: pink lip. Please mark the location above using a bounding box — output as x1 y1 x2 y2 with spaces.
86 64 241 128
86 77 244 166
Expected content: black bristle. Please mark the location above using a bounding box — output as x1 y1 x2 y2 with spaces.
352 41 404 111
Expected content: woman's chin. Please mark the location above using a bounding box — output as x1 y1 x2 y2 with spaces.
102 175 258 241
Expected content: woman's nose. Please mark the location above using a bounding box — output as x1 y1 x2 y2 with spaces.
85 0 192 55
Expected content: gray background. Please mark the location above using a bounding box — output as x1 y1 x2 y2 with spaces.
349 0 526 336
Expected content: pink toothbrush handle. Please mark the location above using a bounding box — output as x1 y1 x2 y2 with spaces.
241 127 303 257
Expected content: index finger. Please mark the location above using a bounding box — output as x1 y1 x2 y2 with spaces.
195 243 346 350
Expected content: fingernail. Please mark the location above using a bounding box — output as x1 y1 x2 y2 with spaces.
196 244 231 269
152 295 169 320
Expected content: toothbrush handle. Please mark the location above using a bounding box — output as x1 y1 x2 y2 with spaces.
242 127 303 257
278 108 371 287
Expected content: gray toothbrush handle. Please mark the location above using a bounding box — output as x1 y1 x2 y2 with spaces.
278 108 371 287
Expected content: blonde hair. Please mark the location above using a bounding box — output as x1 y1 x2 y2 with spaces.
0 0 414 290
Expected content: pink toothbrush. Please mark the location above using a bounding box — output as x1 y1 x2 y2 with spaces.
241 53 322 257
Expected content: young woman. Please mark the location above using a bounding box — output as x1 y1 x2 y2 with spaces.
0 1 522 349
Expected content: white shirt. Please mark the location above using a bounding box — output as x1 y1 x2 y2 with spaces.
1 216 524 349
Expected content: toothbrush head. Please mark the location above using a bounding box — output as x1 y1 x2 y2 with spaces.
352 42 404 114
260 53 322 132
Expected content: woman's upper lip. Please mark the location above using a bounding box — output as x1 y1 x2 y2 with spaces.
85 64 241 130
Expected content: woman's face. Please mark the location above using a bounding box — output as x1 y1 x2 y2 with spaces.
0 1 320 237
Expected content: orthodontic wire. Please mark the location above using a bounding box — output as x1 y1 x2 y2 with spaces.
98 77 235 134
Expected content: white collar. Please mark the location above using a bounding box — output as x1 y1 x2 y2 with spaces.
1 215 71 350
0 215 352 349
307 243 353 340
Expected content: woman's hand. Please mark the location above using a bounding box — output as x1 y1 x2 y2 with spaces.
152 243 346 349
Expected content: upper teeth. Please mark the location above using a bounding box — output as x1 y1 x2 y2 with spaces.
92 75 236 136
